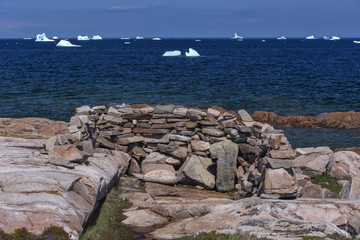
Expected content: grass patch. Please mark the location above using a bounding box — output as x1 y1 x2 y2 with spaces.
80 180 133 240
0 226 70 240
176 231 267 240
311 174 343 198
138 180 146 193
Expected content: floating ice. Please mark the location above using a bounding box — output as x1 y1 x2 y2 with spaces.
152 38 161 40
330 36 340 41
323 36 330 40
277 36 286 40
56 40 81 47
91 35 103 40
52 36 59 40
185 48 200 57
23 37 32 40
232 33 243 40
195 39 201 42
35 33 54 42
162 50 181 57
261 40 266 42
124 42 131 45
121 37 130 40
354 41 360 44
77 35 90 41
306 35 316 40
136 36 144 39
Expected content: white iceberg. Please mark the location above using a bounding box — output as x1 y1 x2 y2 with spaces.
354 41 360 44
330 36 340 41
152 37 161 40
23 37 32 40
195 39 201 42
162 50 181 57
121 37 130 40
136 36 144 39
277 36 286 40
35 33 54 42
261 40 266 42
232 33 243 40
77 35 90 41
91 35 103 40
56 40 81 47
53 36 59 40
323 36 330 40
185 48 200 57
124 42 131 45
306 35 316 40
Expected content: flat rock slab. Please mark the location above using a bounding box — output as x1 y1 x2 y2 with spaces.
122 209 168 230
0 136 130 240
148 198 359 240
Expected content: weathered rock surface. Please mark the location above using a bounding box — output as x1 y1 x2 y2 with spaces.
260 168 298 198
181 155 215 189
294 147 332 177
253 110 360 129
209 140 238 192
0 136 130 239
0 118 69 138
340 174 360 200
327 151 360 180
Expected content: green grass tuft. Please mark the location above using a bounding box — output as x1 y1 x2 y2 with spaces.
80 180 133 240
311 174 343 198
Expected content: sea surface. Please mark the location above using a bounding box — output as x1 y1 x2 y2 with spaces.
1 38 359 148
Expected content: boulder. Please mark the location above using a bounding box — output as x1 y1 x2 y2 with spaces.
238 109 253 122
142 152 169 167
128 158 141 176
340 174 360 200
294 147 332 177
327 151 360 180
207 108 220 118
181 155 215 189
209 140 238 192
48 145 85 167
260 168 298 198
300 182 334 199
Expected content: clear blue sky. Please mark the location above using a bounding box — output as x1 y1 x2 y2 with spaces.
1 0 360 38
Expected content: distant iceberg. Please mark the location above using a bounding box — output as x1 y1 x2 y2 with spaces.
124 42 131 45
306 35 316 40
195 39 201 42
56 40 81 47
185 48 200 57
77 35 90 41
53 36 59 40
91 35 103 40
261 40 266 42
121 37 130 40
152 38 161 41
354 41 360 44
136 36 144 40
330 36 340 41
35 33 54 42
23 37 32 40
323 36 330 40
277 36 286 40
232 33 243 40
162 50 181 57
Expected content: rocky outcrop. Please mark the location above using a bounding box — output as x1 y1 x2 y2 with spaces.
0 118 69 138
0 136 130 239
253 110 360 129
119 177 357 240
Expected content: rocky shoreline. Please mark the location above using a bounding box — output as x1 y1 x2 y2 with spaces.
1 104 360 239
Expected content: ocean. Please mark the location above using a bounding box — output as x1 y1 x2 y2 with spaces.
1 38 359 148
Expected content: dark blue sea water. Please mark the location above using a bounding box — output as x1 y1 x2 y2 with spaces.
1 38 360 148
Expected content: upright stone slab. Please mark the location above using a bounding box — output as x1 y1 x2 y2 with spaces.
181 155 215 189
209 140 238 192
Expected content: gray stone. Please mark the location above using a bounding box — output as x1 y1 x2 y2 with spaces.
300 182 334 198
97 136 116 150
154 105 176 114
173 108 188 116
328 151 360 180
117 136 144 145
142 164 176 174
238 109 253 122
209 140 239 192
168 134 191 142
269 150 296 159
181 155 215 189
202 128 224 137
207 108 220 118
261 168 298 198
266 157 295 169
128 158 142 176
191 140 211 152
340 174 360 200
142 152 169 167
75 105 91 114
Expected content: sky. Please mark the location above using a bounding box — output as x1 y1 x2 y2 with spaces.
1 0 360 38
